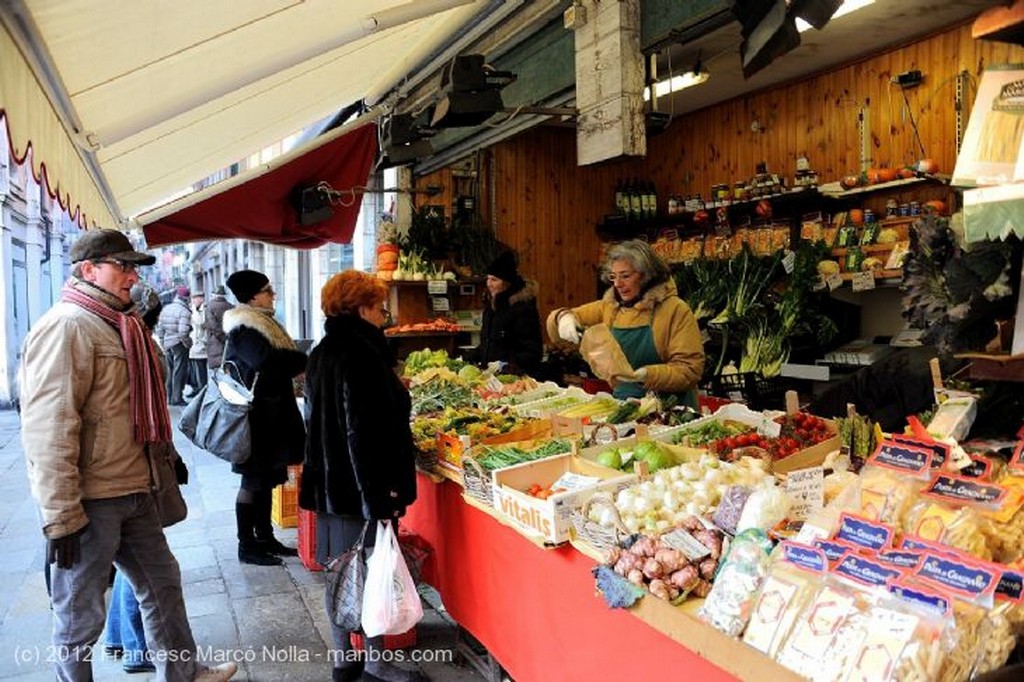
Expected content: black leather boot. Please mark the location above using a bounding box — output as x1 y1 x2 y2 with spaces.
253 489 298 556
236 502 282 566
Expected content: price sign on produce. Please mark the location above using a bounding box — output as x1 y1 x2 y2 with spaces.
825 273 843 291
427 280 448 294
851 270 876 292
431 296 450 312
785 466 824 520
782 250 796 274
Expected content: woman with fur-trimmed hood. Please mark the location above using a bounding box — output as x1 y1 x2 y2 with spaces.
223 270 306 566
465 250 543 377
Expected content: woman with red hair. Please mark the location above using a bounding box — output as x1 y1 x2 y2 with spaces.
300 270 424 682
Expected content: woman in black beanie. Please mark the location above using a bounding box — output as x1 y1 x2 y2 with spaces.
223 270 307 565
464 250 542 376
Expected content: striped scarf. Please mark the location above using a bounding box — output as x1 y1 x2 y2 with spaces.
61 282 172 443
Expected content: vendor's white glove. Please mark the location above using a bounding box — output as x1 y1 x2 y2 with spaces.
557 311 582 344
613 367 648 384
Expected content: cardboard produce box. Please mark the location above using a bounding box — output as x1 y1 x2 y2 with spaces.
491 454 636 544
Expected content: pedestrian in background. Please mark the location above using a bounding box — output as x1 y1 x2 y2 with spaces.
301 270 423 682
19 228 236 682
156 286 193 405
188 291 209 392
204 284 233 371
223 270 306 566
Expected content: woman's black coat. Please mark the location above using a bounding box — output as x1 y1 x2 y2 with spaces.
221 305 306 480
468 278 542 376
299 313 417 520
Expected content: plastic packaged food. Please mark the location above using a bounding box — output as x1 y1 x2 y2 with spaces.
743 543 827 658
696 528 773 637
712 485 751 536
736 481 791 534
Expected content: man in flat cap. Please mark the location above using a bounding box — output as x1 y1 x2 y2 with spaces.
19 229 236 682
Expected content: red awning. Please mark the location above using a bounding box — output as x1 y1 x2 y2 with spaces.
142 122 378 249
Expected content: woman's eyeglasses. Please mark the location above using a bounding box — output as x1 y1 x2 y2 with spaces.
93 258 138 274
259 285 275 296
605 271 638 283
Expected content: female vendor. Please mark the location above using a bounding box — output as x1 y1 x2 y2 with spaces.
546 240 704 407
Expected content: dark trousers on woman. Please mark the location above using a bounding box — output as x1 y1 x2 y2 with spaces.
318 516 424 682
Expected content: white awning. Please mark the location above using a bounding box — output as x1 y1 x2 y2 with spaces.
0 0 487 227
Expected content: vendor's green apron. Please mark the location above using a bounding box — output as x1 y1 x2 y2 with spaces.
611 308 698 410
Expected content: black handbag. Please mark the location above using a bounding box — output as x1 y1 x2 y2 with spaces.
147 443 187 527
324 522 369 631
179 338 257 465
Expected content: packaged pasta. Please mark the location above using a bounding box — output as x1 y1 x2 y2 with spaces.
974 568 1024 676
887 580 959 682
911 550 1000 682
903 473 1008 560
696 529 773 637
981 474 1024 564
778 552 906 681
742 542 827 658
859 441 934 527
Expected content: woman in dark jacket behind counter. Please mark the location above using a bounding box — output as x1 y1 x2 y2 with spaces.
299 270 422 682
223 269 307 566
465 250 542 376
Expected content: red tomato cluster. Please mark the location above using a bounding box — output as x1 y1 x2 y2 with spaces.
709 431 770 461
709 413 832 462
776 412 831 447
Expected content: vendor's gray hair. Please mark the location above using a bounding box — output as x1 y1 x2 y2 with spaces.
604 240 671 286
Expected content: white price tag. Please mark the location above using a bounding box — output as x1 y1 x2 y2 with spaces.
430 296 450 312
782 250 797 274
825 273 843 291
851 270 876 292
661 528 712 561
812 274 827 292
785 466 825 521
427 279 448 295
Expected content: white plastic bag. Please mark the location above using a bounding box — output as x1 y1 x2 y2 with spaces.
361 521 424 637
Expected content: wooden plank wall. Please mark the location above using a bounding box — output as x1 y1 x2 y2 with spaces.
417 22 1024 331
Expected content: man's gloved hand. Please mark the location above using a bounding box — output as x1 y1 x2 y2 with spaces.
613 367 648 384
557 312 582 344
47 525 88 569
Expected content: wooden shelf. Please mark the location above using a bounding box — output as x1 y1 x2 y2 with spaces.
819 173 949 198
830 243 900 257
839 268 903 281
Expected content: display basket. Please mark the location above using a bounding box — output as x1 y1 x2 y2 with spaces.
461 455 494 508
414 445 439 472
703 371 789 412
570 492 629 554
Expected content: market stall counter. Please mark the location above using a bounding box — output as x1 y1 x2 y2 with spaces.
404 471 800 682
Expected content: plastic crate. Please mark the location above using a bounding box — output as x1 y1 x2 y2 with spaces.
297 508 321 571
271 465 301 528
703 372 789 412
350 628 417 650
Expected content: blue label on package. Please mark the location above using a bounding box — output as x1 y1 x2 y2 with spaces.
878 550 924 569
918 554 997 596
836 514 893 551
997 570 1024 601
872 443 932 473
835 554 903 586
890 435 949 468
925 474 1006 507
814 540 850 563
781 543 827 573
890 583 951 616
